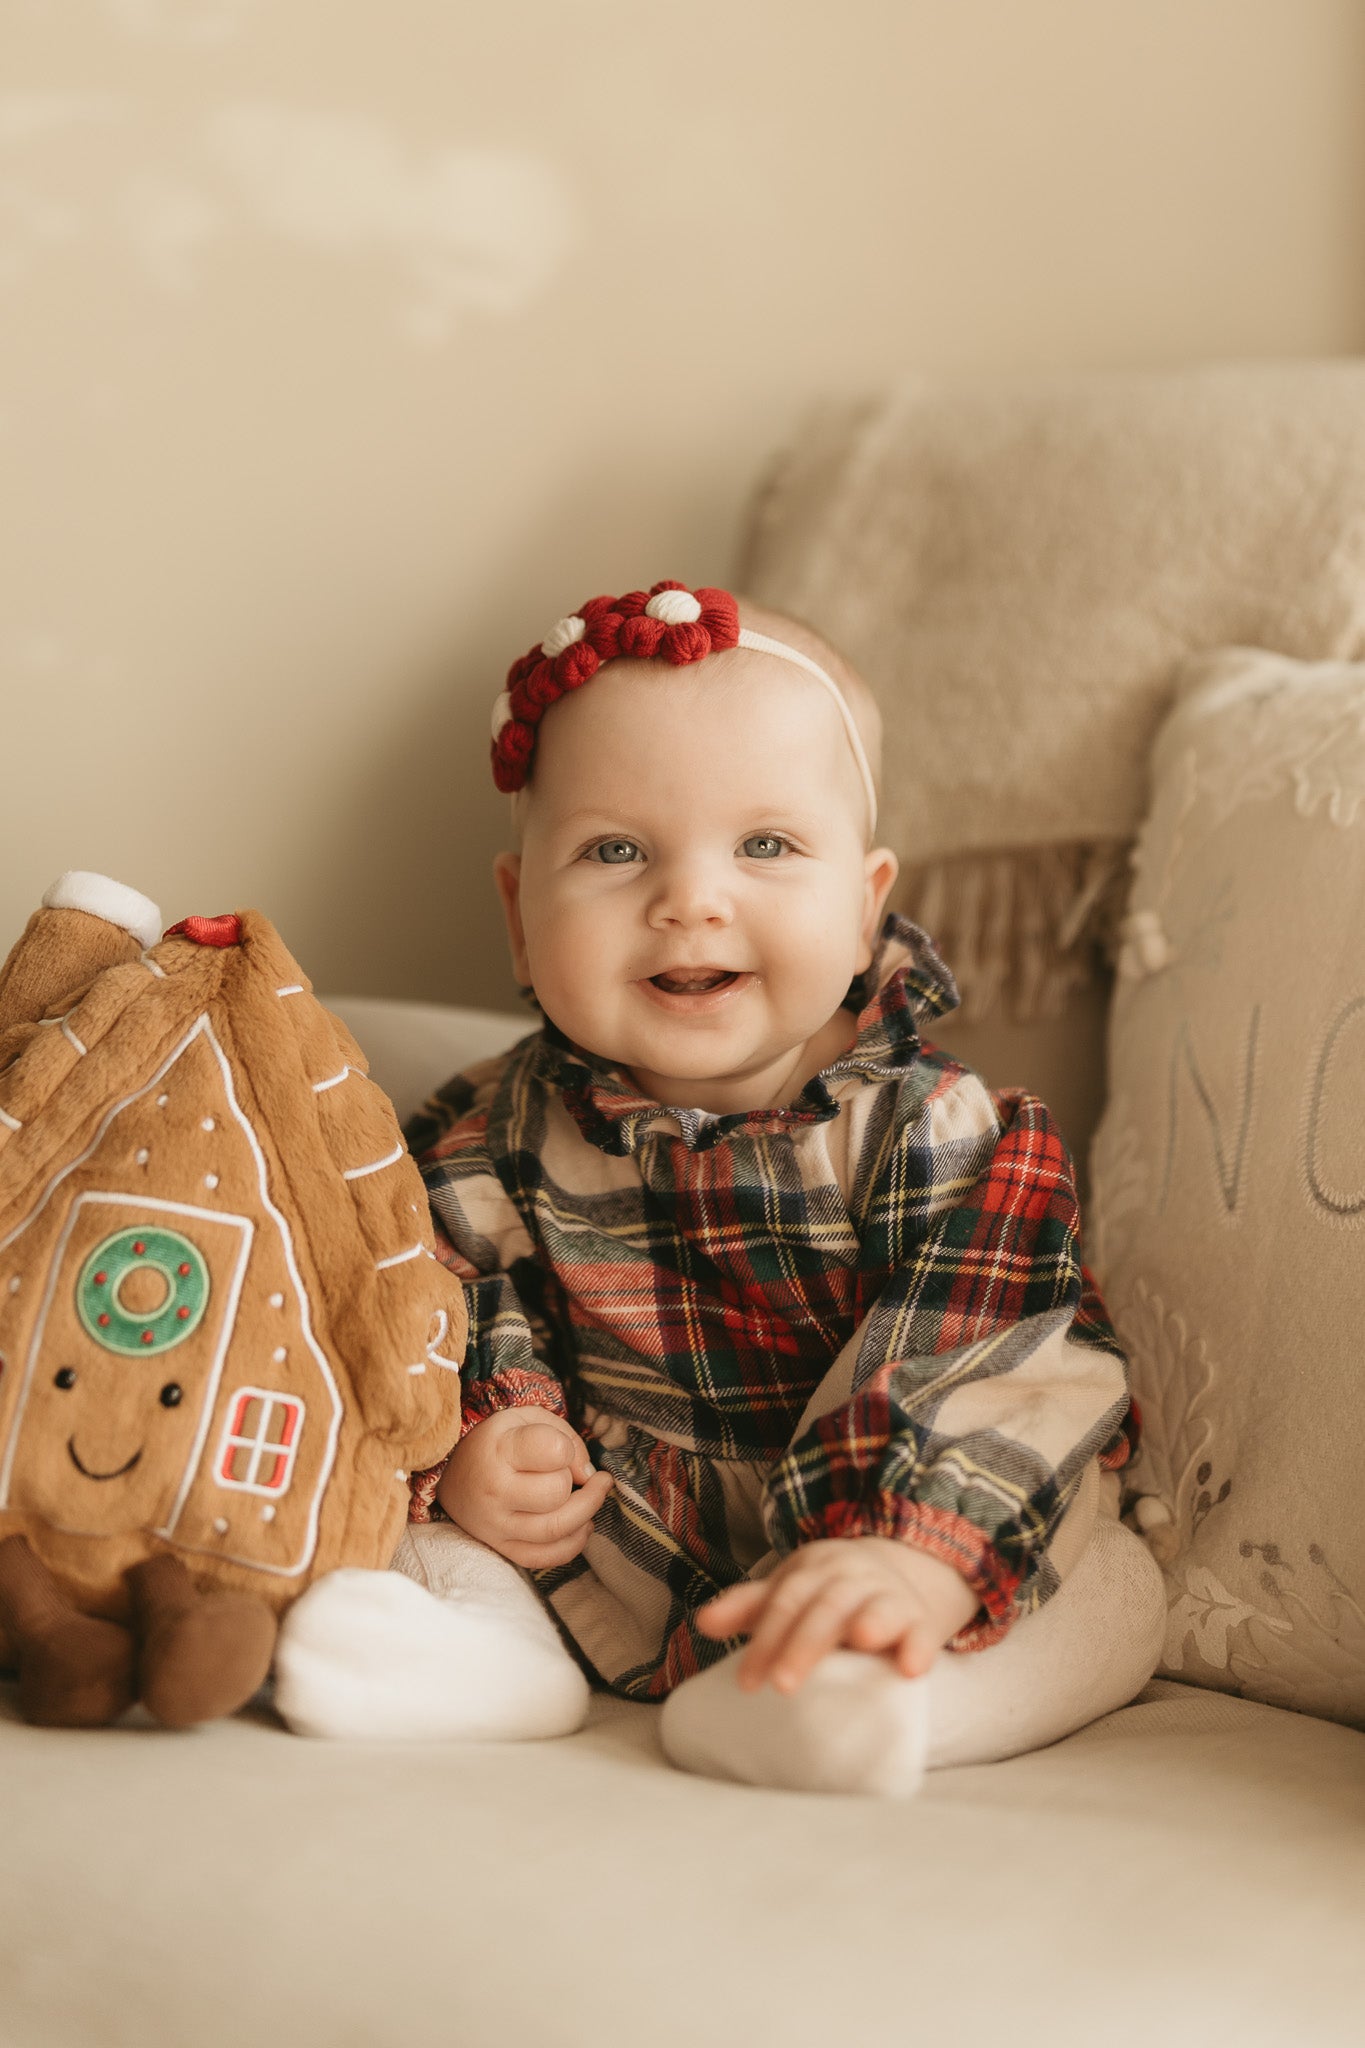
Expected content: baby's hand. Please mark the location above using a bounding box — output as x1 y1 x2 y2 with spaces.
436 1408 613 1570
696 1538 979 1693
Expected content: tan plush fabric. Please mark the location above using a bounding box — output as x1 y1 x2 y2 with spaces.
1090 649 1365 1728
1 1681 1361 2047
740 361 1365 864
0 902 465 1632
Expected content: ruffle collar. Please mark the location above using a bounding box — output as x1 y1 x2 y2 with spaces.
531 914 958 1156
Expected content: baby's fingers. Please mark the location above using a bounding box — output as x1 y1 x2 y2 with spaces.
696 1580 769 1639
504 1419 582 1476
892 1621 943 1681
502 1463 574 1515
513 1466 613 1540
844 1592 915 1656
747 1582 866 1694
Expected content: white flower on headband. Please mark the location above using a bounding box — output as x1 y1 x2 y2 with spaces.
540 614 586 658
644 589 702 626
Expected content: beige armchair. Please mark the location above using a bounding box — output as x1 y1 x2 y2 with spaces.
5 363 1364 2048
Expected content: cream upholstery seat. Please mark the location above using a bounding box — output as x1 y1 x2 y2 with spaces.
1 1681 1362 2047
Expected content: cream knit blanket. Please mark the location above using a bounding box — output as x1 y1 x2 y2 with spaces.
738 361 1365 1015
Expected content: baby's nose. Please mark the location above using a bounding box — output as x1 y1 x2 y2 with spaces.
647 857 733 927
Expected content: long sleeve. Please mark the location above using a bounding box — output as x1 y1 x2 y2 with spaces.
404 1060 570 1522
760 1082 1134 1645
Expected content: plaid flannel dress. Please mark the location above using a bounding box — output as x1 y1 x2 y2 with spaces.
405 916 1135 1701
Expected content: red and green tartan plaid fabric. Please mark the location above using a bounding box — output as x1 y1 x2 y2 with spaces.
405 916 1135 1697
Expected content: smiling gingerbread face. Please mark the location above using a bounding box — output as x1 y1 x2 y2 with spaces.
2 1191 253 1537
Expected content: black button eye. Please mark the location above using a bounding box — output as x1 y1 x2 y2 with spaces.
159 1383 183 1408
54 1367 77 1391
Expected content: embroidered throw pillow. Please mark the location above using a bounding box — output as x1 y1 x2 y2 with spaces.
1089 648 1365 1728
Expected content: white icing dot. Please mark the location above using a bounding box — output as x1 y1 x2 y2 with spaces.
7 1276 19 1295
261 1504 276 1523
644 588 702 626
156 1094 169 1108
204 1174 219 1190
212 1517 229 1535
539 612 586 658
201 1117 215 1132
135 1148 149 1166
272 1346 286 1364
269 1292 284 1309
394 1469 407 1482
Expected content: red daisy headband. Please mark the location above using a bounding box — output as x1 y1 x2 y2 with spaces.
490 579 878 828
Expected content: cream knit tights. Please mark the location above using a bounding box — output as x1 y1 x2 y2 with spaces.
275 1513 1165 1792
659 1515 1167 1795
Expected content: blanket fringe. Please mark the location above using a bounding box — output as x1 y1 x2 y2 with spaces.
896 841 1131 1023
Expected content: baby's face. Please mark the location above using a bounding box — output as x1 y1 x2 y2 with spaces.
495 648 897 1114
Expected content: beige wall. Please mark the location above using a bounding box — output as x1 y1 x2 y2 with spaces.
3 0 1364 1009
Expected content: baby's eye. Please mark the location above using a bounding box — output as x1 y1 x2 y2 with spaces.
741 834 788 860
587 838 642 865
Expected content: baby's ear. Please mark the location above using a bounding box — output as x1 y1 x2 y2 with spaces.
492 852 532 988
857 847 900 970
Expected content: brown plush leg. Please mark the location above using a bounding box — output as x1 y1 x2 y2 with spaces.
0 1534 136 1727
129 1554 277 1730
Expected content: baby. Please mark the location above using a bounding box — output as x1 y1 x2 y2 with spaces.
275 581 1165 1793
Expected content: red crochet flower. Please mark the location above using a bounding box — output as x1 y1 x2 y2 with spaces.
490 581 742 792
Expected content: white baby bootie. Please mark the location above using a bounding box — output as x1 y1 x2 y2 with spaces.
659 1647 930 1797
274 1522 589 1741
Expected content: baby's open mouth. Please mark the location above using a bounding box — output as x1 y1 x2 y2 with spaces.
649 969 740 995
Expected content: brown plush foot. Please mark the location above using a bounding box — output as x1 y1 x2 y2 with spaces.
129 1554 277 1729
0 1535 136 1727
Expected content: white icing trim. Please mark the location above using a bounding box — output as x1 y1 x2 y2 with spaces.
735 628 878 832
276 984 305 998
342 1142 404 1182
0 1107 21 1132
425 1306 462 1370
212 1386 306 1499
181 1023 343 1573
0 1015 344 1581
41 871 162 951
140 952 167 980
312 1066 352 1093
375 1241 424 1271
60 1020 87 1057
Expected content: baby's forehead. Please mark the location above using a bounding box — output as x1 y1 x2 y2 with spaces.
521 652 867 835
567 650 850 770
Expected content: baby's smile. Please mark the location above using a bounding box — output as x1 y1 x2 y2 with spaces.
639 965 750 1012
495 639 898 1115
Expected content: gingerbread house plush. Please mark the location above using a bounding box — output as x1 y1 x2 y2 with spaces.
0 874 465 1728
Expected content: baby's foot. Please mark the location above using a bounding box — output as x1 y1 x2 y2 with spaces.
274 1531 588 1742
659 1646 929 1797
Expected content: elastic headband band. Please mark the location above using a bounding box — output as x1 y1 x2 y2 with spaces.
731 627 878 832
489 580 878 832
